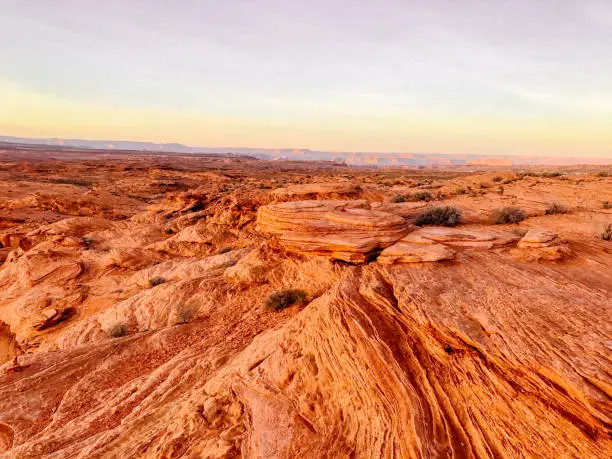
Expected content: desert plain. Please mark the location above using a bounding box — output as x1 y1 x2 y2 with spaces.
0 144 611 457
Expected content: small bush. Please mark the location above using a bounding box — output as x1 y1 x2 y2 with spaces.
604 201 611 209
391 194 407 203
455 186 466 195
496 186 504 195
414 206 461 227
601 224 612 241
596 171 609 177
492 176 503 182
493 206 526 224
545 202 569 215
174 305 198 324
148 276 166 288
265 289 308 311
108 323 128 338
218 246 233 254
412 191 432 201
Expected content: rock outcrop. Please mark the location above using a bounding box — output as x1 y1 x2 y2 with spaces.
257 200 413 262
271 182 360 200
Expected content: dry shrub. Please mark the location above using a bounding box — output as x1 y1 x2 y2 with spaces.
545 202 569 215
173 305 199 324
415 206 461 227
108 323 128 338
148 276 166 288
602 224 612 241
265 289 308 311
493 206 526 224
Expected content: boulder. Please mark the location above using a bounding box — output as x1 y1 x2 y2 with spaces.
378 240 456 264
257 200 412 263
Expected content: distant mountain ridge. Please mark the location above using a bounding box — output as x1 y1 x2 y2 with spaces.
1 135 610 166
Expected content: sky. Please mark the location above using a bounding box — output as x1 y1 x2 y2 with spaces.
1 0 611 157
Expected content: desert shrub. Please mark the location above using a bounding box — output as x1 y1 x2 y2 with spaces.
455 186 466 195
414 206 461 227
265 289 308 311
391 194 407 203
479 183 490 189
541 172 562 178
493 206 526 224
108 323 128 338
596 171 609 177
165 228 175 234
173 305 198 324
492 176 503 182
604 201 611 209
601 224 612 241
217 246 233 254
148 276 166 288
496 186 504 195
412 191 432 201
545 202 569 215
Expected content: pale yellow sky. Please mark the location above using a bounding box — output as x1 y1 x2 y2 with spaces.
2 84 610 157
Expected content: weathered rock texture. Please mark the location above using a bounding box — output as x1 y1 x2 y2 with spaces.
0 149 611 458
257 200 413 262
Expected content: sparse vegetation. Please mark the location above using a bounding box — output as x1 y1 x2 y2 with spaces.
455 186 466 195
545 202 569 215
108 323 128 338
604 201 611 209
492 176 503 182
411 191 432 201
601 224 612 241
391 194 407 203
265 289 308 311
496 186 504 195
493 206 526 224
173 305 198 324
596 171 609 177
218 246 233 254
414 206 461 227
148 276 166 288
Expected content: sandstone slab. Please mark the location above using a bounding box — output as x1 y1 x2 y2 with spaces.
378 240 456 264
257 200 412 262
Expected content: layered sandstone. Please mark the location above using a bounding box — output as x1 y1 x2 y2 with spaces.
257 200 412 262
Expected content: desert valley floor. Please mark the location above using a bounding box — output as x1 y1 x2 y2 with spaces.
0 146 611 458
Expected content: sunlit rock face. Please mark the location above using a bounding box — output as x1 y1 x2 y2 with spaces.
0 148 611 457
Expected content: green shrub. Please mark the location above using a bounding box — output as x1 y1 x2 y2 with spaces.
265 289 308 311
545 202 569 215
148 276 166 288
108 323 128 338
414 206 461 227
602 224 612 241
455 186 466 195
493 206 526 224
